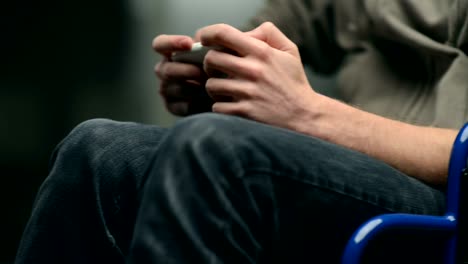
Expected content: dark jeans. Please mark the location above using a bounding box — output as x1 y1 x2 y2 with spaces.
15 113 446 264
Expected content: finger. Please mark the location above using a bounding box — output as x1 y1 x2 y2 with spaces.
166 101 190 116
152 35 194 56
160 81 205 101
155 58 206 81
198 24 268 57
205 78 254 100
212 101 250 117
245 22 299 56
203 50 261 80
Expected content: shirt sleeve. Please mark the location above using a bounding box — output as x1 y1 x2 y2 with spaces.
243 0 344 74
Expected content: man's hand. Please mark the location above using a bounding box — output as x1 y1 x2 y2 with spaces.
152 35 212 116
155 23 457 186
198 22 320 131
199 22 457 186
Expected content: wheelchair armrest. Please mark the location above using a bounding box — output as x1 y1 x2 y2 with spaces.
342 123 468 264
341 213 457 264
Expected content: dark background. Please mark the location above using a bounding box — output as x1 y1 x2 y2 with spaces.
1 0 336 262
1 1 139 262
0 1 269 262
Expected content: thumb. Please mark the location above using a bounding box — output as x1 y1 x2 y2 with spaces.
245 22 299 57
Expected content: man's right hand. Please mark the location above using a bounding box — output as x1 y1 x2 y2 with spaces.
152 35 212 116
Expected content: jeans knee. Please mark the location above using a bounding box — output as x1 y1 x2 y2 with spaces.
47 118 167 191
42 119 118 189
168 113 247 152
159 113 264 178
63 118 121 152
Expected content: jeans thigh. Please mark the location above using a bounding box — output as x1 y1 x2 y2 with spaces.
235 121 447 264
129 113 447 264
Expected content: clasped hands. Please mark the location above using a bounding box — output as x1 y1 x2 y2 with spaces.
153 22 321 131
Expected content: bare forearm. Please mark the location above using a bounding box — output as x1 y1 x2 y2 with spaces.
295 93 458 186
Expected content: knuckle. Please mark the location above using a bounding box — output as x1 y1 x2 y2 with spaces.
157 62 170 78
212 25 231 41
205 78 214 91
168 102 189 116
211 103 220 113
256 43 272 61
212 30 225 42
204 50 215 64
261 21 276 31
247 63 265 81
213 103 249 117
154 62 163 77
242 85 258 99
291 43 300 55
211 103 230 114
160 82 181 99
215 23 230 32
205 79 221 95
203 52 219 74
233 103 251 117
171 83 185 98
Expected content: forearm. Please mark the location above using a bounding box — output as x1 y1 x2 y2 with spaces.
296 93 458 186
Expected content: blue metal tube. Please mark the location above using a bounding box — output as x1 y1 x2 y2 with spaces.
446 123 468 217
342 214 456 264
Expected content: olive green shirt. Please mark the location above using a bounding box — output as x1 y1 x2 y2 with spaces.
247 0 468 129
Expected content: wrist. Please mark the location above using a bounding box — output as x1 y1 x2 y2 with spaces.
293 94 372 147
290 92 332 137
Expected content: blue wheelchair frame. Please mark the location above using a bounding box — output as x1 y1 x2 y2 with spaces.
342 123 468 264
